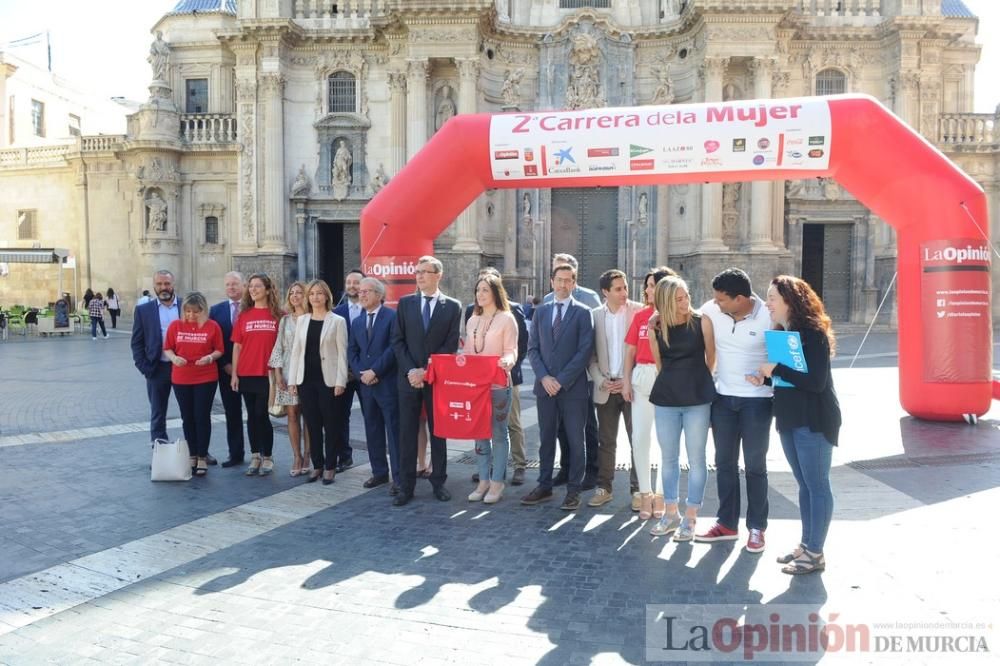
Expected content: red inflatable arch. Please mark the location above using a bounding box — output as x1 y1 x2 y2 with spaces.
361 94 993 423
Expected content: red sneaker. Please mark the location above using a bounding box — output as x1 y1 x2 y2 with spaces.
694 522 739 543
746 528 766 553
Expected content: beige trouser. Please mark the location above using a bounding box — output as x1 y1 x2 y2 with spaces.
631 363 663 494
508 385 526 469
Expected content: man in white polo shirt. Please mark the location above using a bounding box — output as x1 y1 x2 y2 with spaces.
695 268 774 553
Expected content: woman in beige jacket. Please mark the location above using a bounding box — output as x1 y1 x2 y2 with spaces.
287 279 348 484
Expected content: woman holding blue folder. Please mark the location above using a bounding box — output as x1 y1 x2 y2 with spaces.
749 275 841 576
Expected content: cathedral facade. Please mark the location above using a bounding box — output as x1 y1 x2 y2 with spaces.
1 0 998 323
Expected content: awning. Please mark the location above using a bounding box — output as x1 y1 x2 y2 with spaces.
0 248 69 264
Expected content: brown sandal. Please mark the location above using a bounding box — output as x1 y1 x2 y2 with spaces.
781 550 825 575
639 493 654 520
776 544 805 564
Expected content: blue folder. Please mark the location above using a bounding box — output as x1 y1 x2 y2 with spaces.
764 330 808 388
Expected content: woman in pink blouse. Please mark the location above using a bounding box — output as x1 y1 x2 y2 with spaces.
464 274 518 504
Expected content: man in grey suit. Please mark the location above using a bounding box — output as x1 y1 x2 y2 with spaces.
390 255 462 506
522 263 595 510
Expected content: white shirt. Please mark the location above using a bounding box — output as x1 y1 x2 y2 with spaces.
700 296 773 398
604 305 626 378
347 300 363 324
419 290 441 318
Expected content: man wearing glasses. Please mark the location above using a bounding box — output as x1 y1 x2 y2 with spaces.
390 256 462 506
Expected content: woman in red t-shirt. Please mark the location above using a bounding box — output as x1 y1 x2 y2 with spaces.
622 266 677 520
163 292 224 476
231 273 282 476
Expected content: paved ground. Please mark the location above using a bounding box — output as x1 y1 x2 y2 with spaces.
0 324 998 664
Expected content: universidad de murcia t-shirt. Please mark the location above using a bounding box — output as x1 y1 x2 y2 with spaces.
231 307 279 377
625 307 657 366
163 319 224 385
425 353 507 440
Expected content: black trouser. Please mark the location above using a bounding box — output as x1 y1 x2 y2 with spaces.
146 361 174 442
299 378 341 471
239 375 273 457
218 367 245 461
335 378 359 463
398 384 447 494
175 381 217 457
559 382 600 480
109 308 120 328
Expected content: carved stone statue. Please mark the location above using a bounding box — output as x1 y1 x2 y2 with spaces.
148 31 170 82
502 69 525 108
522 192 531 220
638 192 649 225
146 191 168 232
291 164 311 197
662 0 681 18
566 32 605 110
332 139 353 187
371 163 388 193
650 64 674 105
435 85 457 130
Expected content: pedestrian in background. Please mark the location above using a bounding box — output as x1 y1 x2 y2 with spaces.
106 288 122 329
89 291 109 340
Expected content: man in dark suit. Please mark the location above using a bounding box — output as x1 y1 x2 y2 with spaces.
349 277 400 493
522 264 595 510
390 255 461 506
333 268 365 472
130 269 181 445
463 267 530 486
208 271 246 467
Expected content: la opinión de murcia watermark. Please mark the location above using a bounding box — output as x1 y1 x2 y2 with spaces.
645 605 994 662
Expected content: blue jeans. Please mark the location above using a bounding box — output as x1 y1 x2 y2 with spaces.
655 403 712 508
711 396 773 530
476 386 512 483
779 427 834 553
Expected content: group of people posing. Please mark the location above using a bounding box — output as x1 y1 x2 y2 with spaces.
131 253 841 576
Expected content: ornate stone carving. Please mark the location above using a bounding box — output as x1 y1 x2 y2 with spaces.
456 58 480 80
148 31 170 82
650 63 674 105
260 73 285 97
145 189 168 232
772 69 791 95
291 164 311 197
435 83 457 130
637 192 649 225
387 71 407 93
566 32 604 110
370 163 388 194
407 59 430 81
700 56 730 81
332 139 353 201
502 68 525 108
722 182 740 246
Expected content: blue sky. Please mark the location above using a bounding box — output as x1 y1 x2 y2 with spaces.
1 0 997 111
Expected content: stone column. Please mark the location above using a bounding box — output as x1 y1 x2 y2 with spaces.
235 75 258 246
452 58 482 253
406 59 429 161
261 73 286 250
296 207 307 279
387 70 407 175
699 57 728 252
749 57 776 251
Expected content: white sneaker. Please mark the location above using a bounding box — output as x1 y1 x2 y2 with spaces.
92 336 97 340
103 334 109 339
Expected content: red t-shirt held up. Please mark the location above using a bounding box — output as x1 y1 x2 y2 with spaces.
231 307 279 377
163 320 224 385
625 307 657 366
425 354 507 440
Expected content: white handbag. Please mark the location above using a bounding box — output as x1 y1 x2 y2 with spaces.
151 438 192 482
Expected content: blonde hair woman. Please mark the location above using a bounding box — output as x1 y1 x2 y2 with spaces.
270 281 311 476
287 280 349 485
647 276 717 541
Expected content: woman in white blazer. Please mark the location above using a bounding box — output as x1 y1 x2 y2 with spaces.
288 279 348 484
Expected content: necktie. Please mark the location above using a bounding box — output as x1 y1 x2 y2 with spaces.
230 301 239 325
553 302 564 339
367 311 375 341
422 296 433 331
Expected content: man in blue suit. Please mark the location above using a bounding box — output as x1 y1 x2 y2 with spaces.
522 264 595 510
333 268 365 472
130 269 181 445
208 271 246 466
348 277 401 493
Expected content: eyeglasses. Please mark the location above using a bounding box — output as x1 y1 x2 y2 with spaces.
414 269 439 275
358 289 374 295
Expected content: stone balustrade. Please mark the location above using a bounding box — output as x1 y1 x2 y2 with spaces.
797 0 881 15
0 144 72 168
293 0 386 24
80 135 125 152
180 114 238 145
938 113 997 147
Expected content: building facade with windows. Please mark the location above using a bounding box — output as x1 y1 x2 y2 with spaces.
1 0 998 322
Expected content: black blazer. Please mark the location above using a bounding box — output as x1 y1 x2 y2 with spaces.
209 300 238 368
463 301 529 386
391 292 461 391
